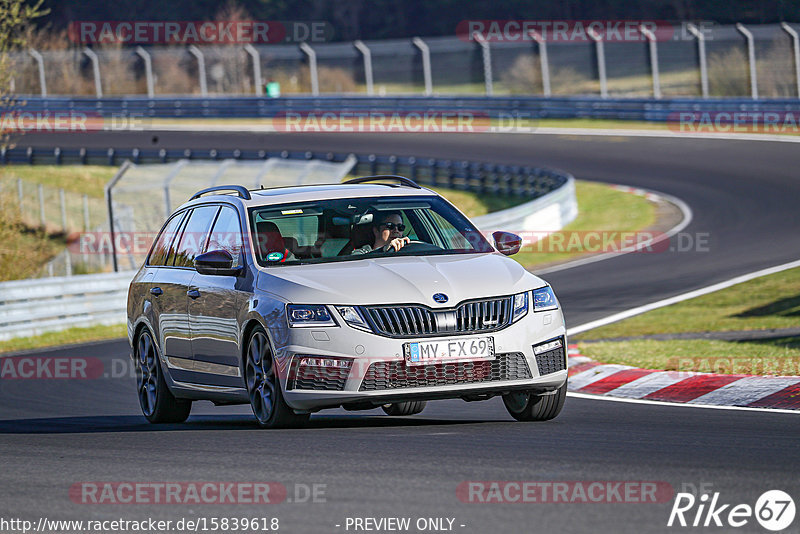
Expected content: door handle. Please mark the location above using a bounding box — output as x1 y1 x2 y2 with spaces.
149 287 162 296
187 289 201 299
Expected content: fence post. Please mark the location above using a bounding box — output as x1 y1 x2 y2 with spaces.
587 27 608 98
187 45 208 96
60 188 67 232
105 160 134 273
412 37 433 96
639 25 662 99
353 40 374 95
472 33 493 96
736 23 758 99
82 47 103 98
28 48 47 96
686 23 709 98
299 42 319 95
528 30 551 97
781 23 800 98
135 46 155 98
243 44 263 96
83 194 90 231
163 159 189 218
38 183 45 227
17 178 23 217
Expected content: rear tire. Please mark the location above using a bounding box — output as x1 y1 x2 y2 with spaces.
503 383 566 422
382 401 427 416
245 326 309 429
135 329 192 424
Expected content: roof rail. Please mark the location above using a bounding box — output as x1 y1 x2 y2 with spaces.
344 175 422 189
189 185 251 201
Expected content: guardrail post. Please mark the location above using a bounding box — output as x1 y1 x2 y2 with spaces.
135 46 155 98
781 23 800 97
472 33 493 96
587 27 607 98
412 37 433 96
243 44 263 96
28 48 46 96
38 183 45 227
353 40 374 95
299 42 319 95
639 25 662 99
736 23 758 99
528 30 551 97
82 47 103 98
686 23 709 98
188 45 208 96
60 188 67 232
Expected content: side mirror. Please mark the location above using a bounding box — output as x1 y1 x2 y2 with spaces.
492 231 522 256
195 249 242 276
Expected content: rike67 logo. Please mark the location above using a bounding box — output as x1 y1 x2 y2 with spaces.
668 490 795 531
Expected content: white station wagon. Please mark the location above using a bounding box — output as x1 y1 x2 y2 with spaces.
127 176 567 428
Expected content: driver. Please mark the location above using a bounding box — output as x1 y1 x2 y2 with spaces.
352 211 410 254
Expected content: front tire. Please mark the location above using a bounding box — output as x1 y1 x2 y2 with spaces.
503 382 566 422
135 329 191 424
382 401 427 416
245 327 309 429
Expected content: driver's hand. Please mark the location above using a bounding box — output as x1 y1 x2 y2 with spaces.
385 237 411 252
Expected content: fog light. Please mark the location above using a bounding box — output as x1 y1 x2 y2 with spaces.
533 338 563 355
299 357 351 368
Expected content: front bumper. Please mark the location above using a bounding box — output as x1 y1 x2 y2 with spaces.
277 306 567 411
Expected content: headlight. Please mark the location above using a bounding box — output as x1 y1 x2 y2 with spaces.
512 292 528 323
532 286 558 311
335 306 372 332
287 305 337 327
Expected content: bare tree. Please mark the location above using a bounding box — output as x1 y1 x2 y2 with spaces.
0 0 49 148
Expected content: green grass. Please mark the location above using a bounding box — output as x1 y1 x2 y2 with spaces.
428 186 525 218
574 267 800 375
575 268 800 340
577 338 800 376
512 181 656 268
0 165 116 198
0 323 127 355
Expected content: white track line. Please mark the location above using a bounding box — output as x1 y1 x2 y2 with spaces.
568 258 800 336
567 392 800 415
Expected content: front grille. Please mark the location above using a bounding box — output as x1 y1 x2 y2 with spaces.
363 296 513 338
359 352 531 391
535 344 567 376
287 363 351 391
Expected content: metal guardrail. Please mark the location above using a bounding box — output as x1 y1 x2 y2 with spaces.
0 271 135 341
7 95 800 122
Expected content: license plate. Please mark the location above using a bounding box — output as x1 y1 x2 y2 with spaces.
404 336 495 365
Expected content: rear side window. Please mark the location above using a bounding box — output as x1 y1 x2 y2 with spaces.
148 211 186 266
205 206 244 267
172 206 220 268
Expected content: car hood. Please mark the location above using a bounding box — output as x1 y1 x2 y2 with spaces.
256 253 546 307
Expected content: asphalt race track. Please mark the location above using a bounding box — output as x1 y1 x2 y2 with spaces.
2 131 799 533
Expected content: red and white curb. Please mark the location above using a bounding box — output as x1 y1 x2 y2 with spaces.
567 346 800 410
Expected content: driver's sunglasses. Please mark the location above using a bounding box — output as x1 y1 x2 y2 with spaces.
380 222 406 232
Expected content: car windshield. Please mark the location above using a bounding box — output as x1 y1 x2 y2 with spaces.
248 195 494 266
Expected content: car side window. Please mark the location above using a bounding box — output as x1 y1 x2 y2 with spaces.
205 206 244 267
148 211 186 266
172 205 220 268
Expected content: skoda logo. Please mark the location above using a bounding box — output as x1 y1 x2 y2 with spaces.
432 293 448 304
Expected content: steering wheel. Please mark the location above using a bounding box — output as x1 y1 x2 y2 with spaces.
385 240 443 253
